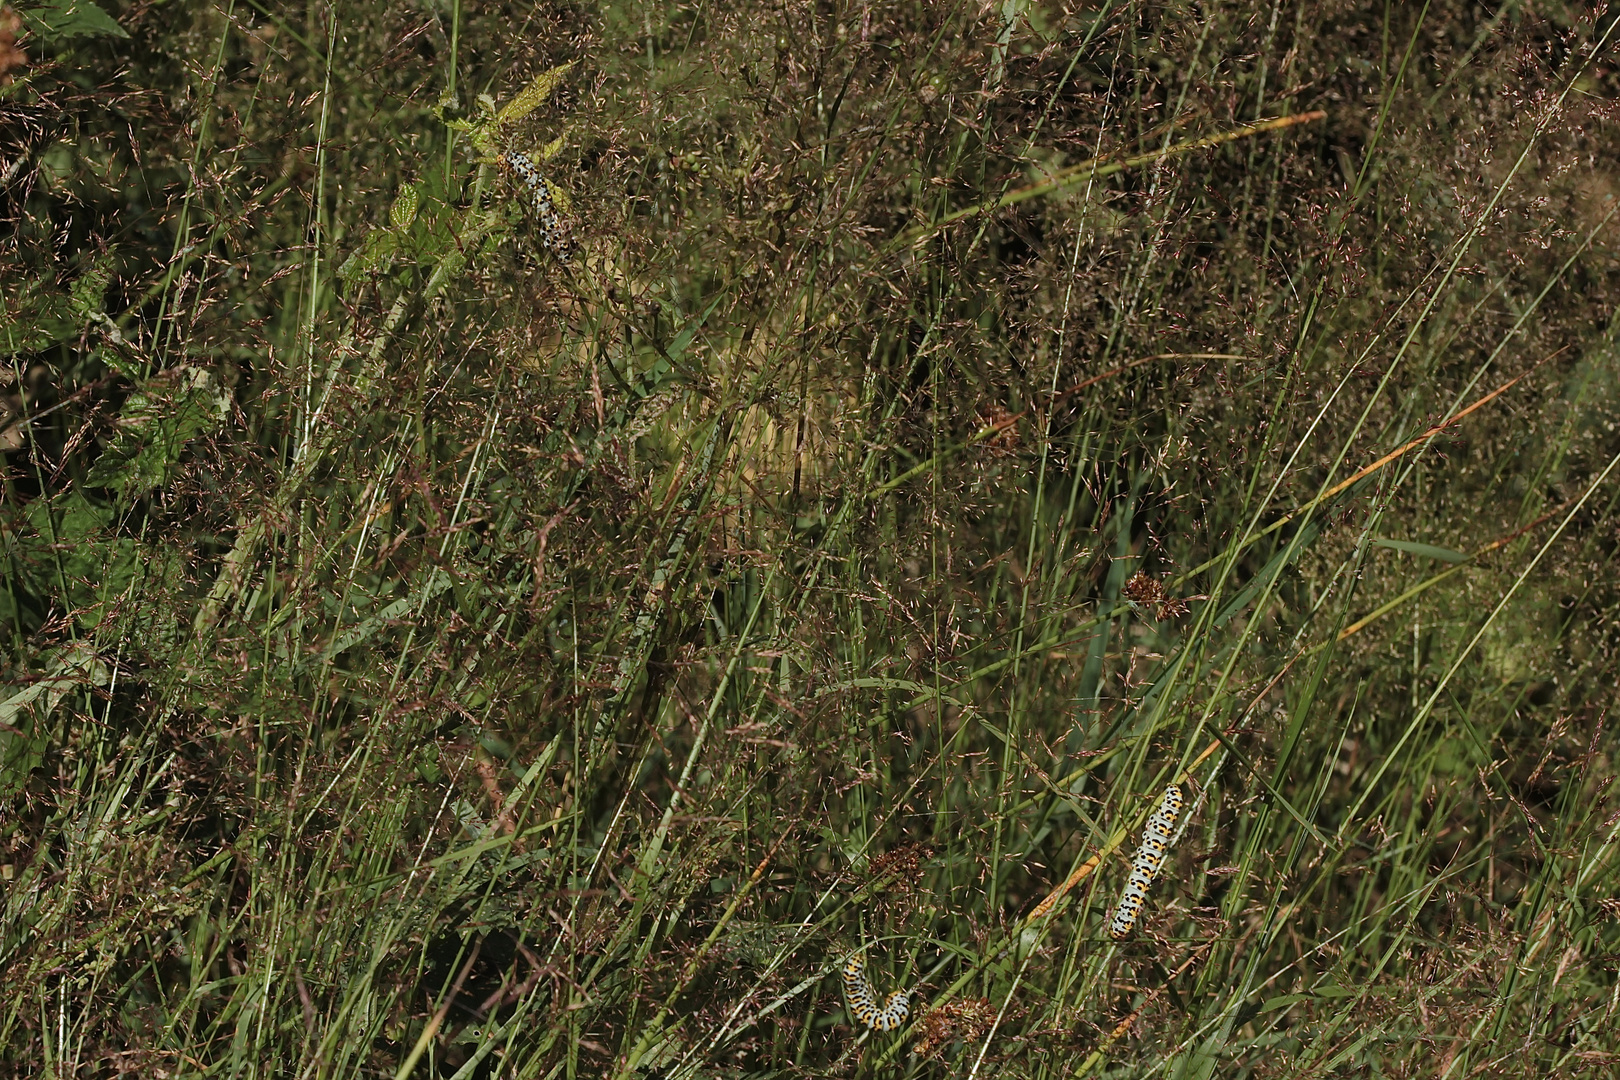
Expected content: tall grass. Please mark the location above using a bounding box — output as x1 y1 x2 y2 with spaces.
3 1 1620 1077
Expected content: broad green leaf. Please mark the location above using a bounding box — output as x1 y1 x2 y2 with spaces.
337 229 400 284
1 254 117 355
16 493 145 630
69 251 116 319
496 62 574 127
537 131 566 162
0 280 76 354
84 366 229 495
543 176 571 214
18 0 129 40
389 183 419 229
1 643 111 797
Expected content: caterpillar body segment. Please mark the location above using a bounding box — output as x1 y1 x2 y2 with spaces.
1108 784 1184 940
842 954 911 1032
872 991 911 1031
500 149 568 253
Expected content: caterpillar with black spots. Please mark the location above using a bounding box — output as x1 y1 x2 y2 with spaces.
1108 784 1183 940
842 954 911 1032
500 149 568 253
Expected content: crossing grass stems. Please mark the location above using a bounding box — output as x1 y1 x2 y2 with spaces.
8 4 1620 1076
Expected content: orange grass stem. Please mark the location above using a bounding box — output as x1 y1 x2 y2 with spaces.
1024 738 1224 925
1179 352 1560 588
1084 943 1214 1068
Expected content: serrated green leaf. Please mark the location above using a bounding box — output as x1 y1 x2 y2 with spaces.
1 642 112 797
0 282 77 354
17 0 129 40
2 257 118 355
337 230 400 284
389 184 419 229
543 178 572 215
69 253 116 320
85 367 228 495
496 62 573 127
537 132 566 162
1371 538 1469 563
475 228 509 260
13 493 142 634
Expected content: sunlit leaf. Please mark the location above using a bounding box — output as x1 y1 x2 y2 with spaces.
389 183 419 230
537 131 567 162
496 62 574 127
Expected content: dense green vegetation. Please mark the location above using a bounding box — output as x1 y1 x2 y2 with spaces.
4 0 1620 1076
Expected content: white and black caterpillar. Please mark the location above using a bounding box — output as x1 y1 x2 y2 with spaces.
1108 784 1183 939
500 149 567 253
842 954 910 1032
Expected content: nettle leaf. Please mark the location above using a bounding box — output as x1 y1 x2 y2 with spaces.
69 251 115 318
407 193 500 263
337 229 400 285
338 185 454 289
1 253 117 356
86 366 229 495
496 62 574 128
389 183 420 229
16 492 141 631
0 278 77 355
465 118 498 157
0 642 112 797
17 0 129 41
541 176 571 215
536 131 567 162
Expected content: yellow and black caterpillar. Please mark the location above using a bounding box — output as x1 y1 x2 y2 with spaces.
500 149 567 252
1108 784 1183 939
842 954 911 1032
